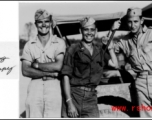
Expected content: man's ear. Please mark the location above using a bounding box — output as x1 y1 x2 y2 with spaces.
95 28 98 38
35 22 37 27
141 17 144 25
96 28 98 33
79 28 82 34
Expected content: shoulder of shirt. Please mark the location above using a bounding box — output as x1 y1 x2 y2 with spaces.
148 26 152 29
22 40 32 51
55 36 66 44
93 41 102 48
147 26 152 34
56 36 66 45
67 42 80 55
26 36 37 45
24 39 33 47
116 32 131 43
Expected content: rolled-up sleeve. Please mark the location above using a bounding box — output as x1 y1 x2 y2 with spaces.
61 50 73 78
20 42 32 62
55 39 66 57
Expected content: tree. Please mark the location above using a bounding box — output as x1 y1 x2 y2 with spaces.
24 22 36 41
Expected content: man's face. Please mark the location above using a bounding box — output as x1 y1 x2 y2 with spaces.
127 16 143 34
81 24 97 43
36 17 52 35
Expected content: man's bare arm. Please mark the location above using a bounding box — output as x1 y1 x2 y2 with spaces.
36 53 64 72
108 50 119 69
108 40 119 69
63 75 78 118
22 60 58 79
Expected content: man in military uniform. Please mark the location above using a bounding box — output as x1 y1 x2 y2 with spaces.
61 17 118 118
111 7 152 117
21 9 66 117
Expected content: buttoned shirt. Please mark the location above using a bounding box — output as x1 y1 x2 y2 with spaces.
115 25 152 72
21 35 66 66
61 41 110 87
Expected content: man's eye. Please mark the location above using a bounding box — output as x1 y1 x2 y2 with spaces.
128 21 131 23
37 21 42 24
83 28 88 31
91 29 96 31
44 21 50 23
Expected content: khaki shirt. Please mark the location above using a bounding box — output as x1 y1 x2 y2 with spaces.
115 26 152 72
21 35 66 64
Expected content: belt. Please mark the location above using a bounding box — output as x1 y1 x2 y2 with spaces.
42 77 55 81
76 86 95 92
137 71 152 76
148 71 152 75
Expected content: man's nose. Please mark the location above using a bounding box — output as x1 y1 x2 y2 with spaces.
131 22 135 28
88 30 92 34
42 22 46 26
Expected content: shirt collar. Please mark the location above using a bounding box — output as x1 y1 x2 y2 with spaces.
129 25 148 38
30 34 58 44
79 40 97 51
79 40 100 58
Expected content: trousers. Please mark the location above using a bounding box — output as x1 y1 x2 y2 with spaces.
25 79 62 118
61 87 99 118
135 72 152 117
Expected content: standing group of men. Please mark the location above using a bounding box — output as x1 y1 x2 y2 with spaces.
21 7 152 118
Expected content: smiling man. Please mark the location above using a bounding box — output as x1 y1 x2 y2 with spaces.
111 7 152 117
21 9 66 118
61 17 118 118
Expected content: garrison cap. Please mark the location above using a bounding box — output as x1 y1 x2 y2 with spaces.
127 7 142 17
80 17 96 28
35 9 51 21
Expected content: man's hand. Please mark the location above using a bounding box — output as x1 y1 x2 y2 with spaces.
101 36 109 45
103 70 120 78
31 59 39 69
67 100 79 118
111 20 121 31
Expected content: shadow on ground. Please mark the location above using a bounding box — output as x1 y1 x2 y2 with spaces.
20 111 26 118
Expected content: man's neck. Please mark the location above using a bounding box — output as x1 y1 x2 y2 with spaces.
82 40 94 56
133 26 143 38
38 33 51 47
82 40 93 49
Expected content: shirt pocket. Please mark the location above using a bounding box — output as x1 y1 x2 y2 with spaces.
128 50 139 65
46 53 55 62
74 59 89 78
45 50 55 62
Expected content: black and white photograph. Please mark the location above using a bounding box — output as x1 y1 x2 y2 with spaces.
19 1 152 118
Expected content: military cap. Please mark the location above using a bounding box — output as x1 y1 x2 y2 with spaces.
80 17 96 28
127 7 142 17
35 9 51 21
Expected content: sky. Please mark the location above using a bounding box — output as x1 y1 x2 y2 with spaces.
19 1 152 34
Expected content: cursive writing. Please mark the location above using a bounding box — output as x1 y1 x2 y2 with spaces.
0 56 9 63
0 66 16 75
0 56 15 75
